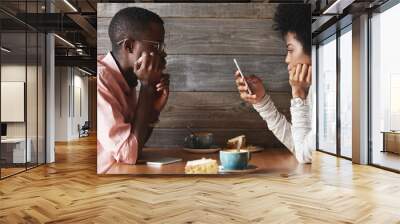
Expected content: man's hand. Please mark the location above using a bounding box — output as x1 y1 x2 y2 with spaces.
134 51 163 85
154 73 170 112
234 70 266 104
289 64 312 99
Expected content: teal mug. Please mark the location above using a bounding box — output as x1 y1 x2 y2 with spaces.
184 132 214 149
219 150 251 170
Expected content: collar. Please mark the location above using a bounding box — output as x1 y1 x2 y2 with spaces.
99 52 137 93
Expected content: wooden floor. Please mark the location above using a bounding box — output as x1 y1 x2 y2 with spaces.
1 163 45 178
1 135 400 223
1 167 26 178
372 151 400 171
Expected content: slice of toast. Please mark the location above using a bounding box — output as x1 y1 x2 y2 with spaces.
226 135 246 149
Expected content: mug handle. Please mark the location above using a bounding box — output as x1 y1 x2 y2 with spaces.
184 136 190 147
184 135 195 148
247 151 252 161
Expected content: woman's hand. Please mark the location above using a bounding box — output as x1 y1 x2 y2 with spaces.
289 64 312 99
234 70 266 104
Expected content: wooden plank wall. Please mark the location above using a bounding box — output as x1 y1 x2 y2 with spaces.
97 3 291 148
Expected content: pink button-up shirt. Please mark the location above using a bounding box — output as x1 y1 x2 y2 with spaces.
97 53 139 174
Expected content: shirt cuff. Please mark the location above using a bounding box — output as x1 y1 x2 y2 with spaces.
290 103 310 113
253 94 271 111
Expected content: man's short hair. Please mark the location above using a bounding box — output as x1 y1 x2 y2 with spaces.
273 4 311 56
108 7 164 52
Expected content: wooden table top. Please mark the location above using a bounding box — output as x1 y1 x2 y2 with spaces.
106 147 299 175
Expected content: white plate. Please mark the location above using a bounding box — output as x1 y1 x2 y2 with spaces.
244 145 264 153
183 147 221 154
218 164 258 173
225 145 264 153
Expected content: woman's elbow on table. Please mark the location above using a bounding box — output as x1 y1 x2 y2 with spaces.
294 150 313 164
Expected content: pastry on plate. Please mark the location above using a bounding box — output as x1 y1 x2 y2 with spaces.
226 135 264 152
185 158 218 174
226 135 246 149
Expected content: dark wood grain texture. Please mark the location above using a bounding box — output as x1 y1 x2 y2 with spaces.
165 55 289 92
97 3 290 149
97 18 285 55
156 92 291 129
97 54 290 92
97 3 277 19
145 128 286 148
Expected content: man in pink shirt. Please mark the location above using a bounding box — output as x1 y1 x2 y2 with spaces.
97 7 169 174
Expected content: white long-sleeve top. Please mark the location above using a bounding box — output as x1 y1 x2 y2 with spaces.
253 93 315 163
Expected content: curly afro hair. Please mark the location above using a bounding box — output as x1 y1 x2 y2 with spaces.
273 4 311 56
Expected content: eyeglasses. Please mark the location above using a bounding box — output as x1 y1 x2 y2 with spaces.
116 38 166 53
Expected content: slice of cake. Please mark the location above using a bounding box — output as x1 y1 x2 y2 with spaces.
185 158 218 174
226 135 246 149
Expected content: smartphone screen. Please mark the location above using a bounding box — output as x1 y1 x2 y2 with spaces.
233 59 253 95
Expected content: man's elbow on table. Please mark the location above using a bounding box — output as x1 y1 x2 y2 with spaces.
111 135 140 165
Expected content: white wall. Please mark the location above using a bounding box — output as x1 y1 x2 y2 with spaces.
1 65 36 138
72 73 89 138
1 65 26 141
54 66 89 141
55 66 69 141
1 63 46 164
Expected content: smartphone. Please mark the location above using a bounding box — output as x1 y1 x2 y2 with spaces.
146 157 182 166
233 58 253 95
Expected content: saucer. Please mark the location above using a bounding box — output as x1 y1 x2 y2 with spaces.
224 145 264 153
243 145 264 153
218 164 258 173
183 145 221 154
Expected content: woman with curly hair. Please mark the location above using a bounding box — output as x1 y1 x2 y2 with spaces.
234 4 314 163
